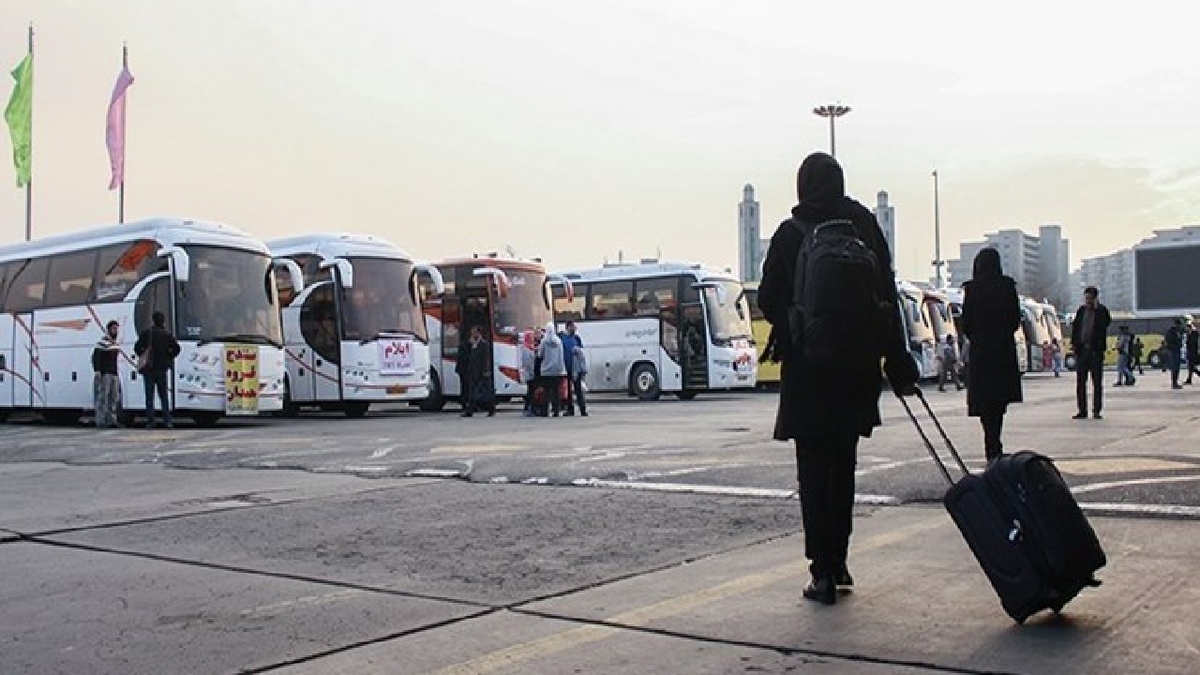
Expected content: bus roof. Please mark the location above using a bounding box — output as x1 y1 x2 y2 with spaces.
0 217 268 262
267 233 414 262
435 256 547 273
557 261 737 283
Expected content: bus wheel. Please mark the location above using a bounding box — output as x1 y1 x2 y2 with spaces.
1147 350 1161 369
675 390 698 401
193 412 221 428
419 370 445 412
1064 354 1077 371
344 402 370 418
630 363 661 401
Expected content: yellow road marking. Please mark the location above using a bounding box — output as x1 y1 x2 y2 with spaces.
1055 457 1195 476
425 514 947 675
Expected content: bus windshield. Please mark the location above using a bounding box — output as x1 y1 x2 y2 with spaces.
176 245 284 346
901 291 936 343
493 269 551 336
341 257 427 342
704 281 753 342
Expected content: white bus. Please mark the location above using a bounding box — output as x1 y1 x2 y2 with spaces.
550 262 757 400
897 280 938 380
268 233 444 417
0 217 286 426
418 255 560 411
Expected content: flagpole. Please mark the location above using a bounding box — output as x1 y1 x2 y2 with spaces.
24 22 32 241
118 42 126 224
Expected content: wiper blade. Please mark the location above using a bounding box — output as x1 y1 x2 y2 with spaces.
361 329 425 345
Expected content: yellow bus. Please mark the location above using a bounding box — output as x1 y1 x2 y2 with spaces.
740 282 781 386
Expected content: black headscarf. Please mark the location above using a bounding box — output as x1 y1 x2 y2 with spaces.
791 152 864 224
972 247 1003 280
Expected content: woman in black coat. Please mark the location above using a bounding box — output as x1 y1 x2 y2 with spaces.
960 247 1022 461
758 152 918 605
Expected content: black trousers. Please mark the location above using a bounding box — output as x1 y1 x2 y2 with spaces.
795 435 858 579
565 374 587 414
1187 354 1200 383
538 376 563 414
978 404 1006 461
1075 349 1104 415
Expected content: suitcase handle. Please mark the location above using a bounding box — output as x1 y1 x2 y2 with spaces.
899 388 972 486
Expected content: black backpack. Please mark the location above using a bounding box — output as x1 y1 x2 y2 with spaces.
787 218 886 370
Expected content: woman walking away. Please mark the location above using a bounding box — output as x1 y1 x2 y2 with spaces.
961 248 1022 462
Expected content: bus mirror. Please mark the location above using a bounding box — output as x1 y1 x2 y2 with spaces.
272 258 305 295
413 263 445 300
158 246 190 284
693 282 727 306
546 275 575 303
472 266 510 298
320 257 354 289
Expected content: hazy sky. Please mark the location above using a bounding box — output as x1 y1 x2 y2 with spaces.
2 1 1198 280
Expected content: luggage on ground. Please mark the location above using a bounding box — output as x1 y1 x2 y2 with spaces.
900 391 1106 623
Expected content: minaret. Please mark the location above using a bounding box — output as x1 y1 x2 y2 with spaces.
874 190 896 258
738 184 762 282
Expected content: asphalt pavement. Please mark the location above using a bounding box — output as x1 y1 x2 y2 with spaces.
1 372 1198 673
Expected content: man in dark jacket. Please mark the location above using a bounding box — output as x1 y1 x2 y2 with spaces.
134 311 181 429
758 152 919 606
457 325 495 417
1070 286 1112 419
1164 318 1185 389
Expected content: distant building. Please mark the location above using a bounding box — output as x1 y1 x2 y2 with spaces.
946 225 1071 308
737 184 763 283
873 190 895 258
1078 249 1134 313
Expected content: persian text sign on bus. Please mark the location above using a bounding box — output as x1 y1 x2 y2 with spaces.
379 339 415 376
224 345 260 415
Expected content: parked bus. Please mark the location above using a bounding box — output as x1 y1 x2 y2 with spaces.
551 262 756 400
739 281 780 386
0 217 286 426
897 280 938 380
267 233 444 417
923 288 959 361
418 254 559 411
1020 297 1057 372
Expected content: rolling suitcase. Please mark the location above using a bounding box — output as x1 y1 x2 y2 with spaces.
900 391 1106 623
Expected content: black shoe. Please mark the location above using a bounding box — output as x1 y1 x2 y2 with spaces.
486 410 495 417
835 566 854 588
802 576 837 605
1093 412 1103 420
1072 412 1088 420
460 412 473 418
581 411 589 417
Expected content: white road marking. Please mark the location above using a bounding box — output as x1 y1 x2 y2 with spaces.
369 445 395 459
407 468 465 478
572 478 899 505
1079 502 1200 518
1071 474 1200 494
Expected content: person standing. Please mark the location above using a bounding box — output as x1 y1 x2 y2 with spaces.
960 248 1023 462
758 152 918 606
1070 286 1112 419
1185 318 1200 385
92 320 123 428
537 321 567 417
1114 326 1135 386
1051 337 1064 377
1130 336 1145 376
937 334 961 392
1164 318 1185 390
559 321 588 417
458 325 495 417
134 311 181 429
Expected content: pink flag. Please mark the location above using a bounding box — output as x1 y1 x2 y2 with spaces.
105 59 134 190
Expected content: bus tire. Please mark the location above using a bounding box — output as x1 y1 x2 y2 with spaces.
344 402 370 418
419 370 445 412
1064 354 1077 371
192 412 221 428
630 363 661 401
1147 350 1162 369
675 390 698 401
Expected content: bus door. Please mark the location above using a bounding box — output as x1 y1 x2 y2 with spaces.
438 295 463 398
0 314 11 409
9 314 35 407
297 281 341 402
679 302 709 390
462 293 492 392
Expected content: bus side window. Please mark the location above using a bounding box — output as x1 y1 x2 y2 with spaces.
554 284 585 322
589 281 634 320
6 258 49 313
94 240 163 303
0 261 14 310
46 249 99 308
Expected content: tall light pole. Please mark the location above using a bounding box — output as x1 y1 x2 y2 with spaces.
812 104 851 157
932 170 944 288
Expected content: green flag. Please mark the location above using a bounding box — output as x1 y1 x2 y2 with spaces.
4 53 32 188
